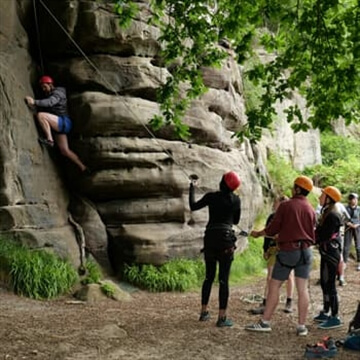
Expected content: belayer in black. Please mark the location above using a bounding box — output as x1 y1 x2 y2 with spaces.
189 171 241 327
314 186 343 330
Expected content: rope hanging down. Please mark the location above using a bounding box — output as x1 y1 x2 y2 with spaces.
35 0 248 236
33 0 44 75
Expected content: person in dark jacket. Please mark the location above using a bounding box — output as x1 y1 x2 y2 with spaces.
189 171 241 327
25 75 89 173
344 193 360 272
314 186 343 329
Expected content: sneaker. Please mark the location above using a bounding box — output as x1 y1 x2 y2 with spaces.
313 312 330 323
250 306 265 315
199 311 210 321
339 279 346 286
357 263 360 271
318 316 343 329
297 326 308 336
284 303 293 313
216 317 233 327
245 320 272 332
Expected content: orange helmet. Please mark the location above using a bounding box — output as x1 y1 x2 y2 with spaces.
294 175 313 192
223 171 241 191
39 75 54 84
322 186 341 203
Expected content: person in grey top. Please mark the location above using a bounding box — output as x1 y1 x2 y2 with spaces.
25 75 89 173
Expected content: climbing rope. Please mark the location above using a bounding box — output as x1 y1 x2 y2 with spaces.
33 0 44 75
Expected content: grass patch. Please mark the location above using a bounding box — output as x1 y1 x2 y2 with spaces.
81 259 102 285
123 239 266 292
123 258 205 292
230 239 266 285
0 237 78 299
100 282 116 298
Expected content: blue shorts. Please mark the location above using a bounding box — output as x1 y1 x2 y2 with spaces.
57 115 72 134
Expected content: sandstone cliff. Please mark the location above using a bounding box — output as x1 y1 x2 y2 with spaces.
0 0 321 273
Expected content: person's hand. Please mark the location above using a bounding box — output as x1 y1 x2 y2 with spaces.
263 251 269 260
25 96 34 106
250 230 261 238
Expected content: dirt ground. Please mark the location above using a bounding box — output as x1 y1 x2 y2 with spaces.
1 261 359 360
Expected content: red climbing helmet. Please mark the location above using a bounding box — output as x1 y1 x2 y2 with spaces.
39 75 54 85
222 171 241 191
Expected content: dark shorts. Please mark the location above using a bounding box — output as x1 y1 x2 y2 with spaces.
57 115 72 134
272 248 313 281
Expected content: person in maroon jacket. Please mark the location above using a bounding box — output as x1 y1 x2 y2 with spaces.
25 75 89 174
245 176 316 336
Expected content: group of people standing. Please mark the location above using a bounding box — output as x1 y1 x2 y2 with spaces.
190 172 360 336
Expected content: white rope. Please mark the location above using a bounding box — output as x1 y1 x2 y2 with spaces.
33 0 45 74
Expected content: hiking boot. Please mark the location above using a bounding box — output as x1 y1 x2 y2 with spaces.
216 317 233 327
313 312 329 323
284 303 293 313
250 306 265 315
199 311 210 322
245 320 271 332
296 326 308 336
318 316 343 329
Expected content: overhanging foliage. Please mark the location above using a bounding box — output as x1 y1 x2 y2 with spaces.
115 0 360 142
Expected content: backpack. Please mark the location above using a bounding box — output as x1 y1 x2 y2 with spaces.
344 301 360 351
343 331 360 351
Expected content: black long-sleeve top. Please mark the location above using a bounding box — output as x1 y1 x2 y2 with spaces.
316 210 342 246
189 183 241 227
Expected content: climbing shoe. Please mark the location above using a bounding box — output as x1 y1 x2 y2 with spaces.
318 316 343 329
216 317 233 327
38 138 54 148
313 312 329 323
199 311 210 322
245 320 271 332
82 167 93 176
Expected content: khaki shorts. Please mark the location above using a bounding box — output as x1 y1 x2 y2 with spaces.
265 246 278 267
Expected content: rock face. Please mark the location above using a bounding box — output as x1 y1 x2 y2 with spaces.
0 0 321 271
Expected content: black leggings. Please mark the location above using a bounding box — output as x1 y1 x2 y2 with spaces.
201 251 233 310
320 246 341 317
